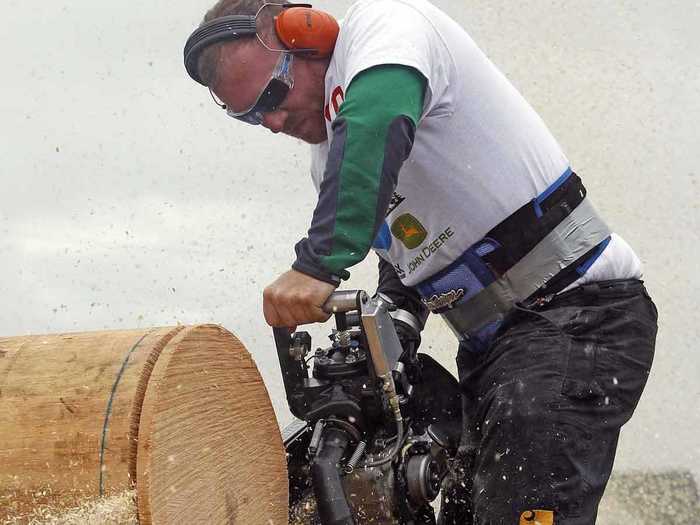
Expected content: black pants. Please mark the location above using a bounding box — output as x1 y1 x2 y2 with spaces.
441 279 658 525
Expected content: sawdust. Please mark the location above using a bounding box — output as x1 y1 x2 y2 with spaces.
2 492 138 525
289 493 320 525
8 470 696 524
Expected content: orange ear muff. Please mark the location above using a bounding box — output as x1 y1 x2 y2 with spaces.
274 7 339 58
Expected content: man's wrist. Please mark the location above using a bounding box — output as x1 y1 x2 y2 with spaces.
291 260 342 286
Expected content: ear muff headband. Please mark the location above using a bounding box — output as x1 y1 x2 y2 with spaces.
183 3 339 86
184 15 257 85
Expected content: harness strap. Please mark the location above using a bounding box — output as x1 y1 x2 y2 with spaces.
480 168 587 276
441 198 611 342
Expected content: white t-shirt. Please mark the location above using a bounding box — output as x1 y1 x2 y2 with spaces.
310 0 641 287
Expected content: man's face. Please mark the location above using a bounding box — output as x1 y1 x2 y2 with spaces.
212 40 328 144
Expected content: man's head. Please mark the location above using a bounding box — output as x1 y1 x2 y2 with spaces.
189 1 334 144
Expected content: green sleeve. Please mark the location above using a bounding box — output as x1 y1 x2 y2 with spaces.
293 65 426 283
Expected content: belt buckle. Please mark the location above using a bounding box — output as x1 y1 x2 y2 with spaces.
522 293 555 310
421 288 466 313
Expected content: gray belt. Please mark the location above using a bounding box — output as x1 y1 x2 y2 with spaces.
441 199 611 342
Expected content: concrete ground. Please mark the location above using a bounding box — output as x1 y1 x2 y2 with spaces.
1 0 698 522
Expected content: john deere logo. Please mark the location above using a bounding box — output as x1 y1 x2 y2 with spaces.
391 214 427 249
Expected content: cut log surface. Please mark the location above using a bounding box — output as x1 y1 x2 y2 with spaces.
136 325 288 524
0 325 288 525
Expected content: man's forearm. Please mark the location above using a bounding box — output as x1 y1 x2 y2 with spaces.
294 65 427 281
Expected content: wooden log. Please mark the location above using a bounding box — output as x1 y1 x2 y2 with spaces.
0 325 287 524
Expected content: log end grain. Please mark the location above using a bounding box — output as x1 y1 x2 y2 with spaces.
136 324 288 525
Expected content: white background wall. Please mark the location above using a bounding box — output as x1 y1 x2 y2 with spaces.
1 0 698 497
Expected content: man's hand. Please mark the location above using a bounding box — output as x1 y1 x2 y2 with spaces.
263 269 337 329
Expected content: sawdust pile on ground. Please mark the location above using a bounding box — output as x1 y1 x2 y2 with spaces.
5 470 696 524
4 492 138 525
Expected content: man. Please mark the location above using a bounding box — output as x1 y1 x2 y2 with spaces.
184 1 658 523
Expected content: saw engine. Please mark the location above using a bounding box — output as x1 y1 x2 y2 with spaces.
275 290 468 524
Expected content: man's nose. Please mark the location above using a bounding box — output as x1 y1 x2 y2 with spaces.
261 110 288 133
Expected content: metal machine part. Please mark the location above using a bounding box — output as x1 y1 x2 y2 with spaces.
406 454 442 505
323 289 368 314
276 290 465 525
357 294 407 467
343 455 399 524
311 427 354 524
375 292 422 336
359 294 404 379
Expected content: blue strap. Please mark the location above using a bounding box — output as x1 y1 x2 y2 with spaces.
576 236 611 276
533 167 573 218
372 221 392 250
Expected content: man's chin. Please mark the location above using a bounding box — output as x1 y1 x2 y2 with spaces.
303 134 327 145
284 120 327 144
285 130 326 145
304 125 329 144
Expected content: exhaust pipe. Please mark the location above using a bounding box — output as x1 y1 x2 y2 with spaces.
311 427 355 525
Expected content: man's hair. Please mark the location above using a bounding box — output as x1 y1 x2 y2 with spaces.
197 0 288 87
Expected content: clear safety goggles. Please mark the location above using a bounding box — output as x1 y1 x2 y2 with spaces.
210 51 294 126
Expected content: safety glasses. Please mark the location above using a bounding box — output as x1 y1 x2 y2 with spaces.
210 51 294 126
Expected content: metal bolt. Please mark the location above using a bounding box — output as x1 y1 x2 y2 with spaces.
335 330 352 347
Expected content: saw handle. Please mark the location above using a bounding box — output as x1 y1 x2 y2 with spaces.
270 291 364 339
321 289 367 314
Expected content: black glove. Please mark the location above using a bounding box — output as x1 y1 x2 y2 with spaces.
392 314 423 385
394 317 421 359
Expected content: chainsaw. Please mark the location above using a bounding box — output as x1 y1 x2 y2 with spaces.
274 290 473 524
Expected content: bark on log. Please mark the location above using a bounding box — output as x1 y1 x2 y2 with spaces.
0 325 287 524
